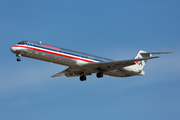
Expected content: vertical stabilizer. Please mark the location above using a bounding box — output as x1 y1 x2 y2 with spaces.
133 50 152 70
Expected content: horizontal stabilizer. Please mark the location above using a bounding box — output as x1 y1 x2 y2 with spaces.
141 52 174 55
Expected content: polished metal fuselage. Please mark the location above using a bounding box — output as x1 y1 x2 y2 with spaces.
11 42 140 77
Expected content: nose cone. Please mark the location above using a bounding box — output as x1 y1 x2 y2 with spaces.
10 46 17 53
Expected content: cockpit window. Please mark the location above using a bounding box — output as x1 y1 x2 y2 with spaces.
17 41 28 45
18 42 23 44
17 41 41 46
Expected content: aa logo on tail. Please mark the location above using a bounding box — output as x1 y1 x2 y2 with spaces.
135 57 143 66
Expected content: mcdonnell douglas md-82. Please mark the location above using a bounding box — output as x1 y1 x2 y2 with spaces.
10 41 172 81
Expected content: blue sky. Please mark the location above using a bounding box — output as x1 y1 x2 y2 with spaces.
0 0 180 120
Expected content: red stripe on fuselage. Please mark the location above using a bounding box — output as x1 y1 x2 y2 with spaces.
12 45 96 63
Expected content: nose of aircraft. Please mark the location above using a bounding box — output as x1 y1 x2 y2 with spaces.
10 46 17 53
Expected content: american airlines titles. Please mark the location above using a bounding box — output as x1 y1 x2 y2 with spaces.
41 44 60 50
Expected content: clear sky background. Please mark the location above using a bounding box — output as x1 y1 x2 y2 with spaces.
0 0 180 120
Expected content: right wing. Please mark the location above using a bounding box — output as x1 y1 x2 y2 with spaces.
83 56 159 71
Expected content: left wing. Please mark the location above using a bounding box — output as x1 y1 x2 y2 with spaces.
51 67 91 78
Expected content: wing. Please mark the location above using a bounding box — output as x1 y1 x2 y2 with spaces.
83 56 159 72
51 56 159 78
51 67 91 78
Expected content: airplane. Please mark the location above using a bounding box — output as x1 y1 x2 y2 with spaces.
10 41 173 81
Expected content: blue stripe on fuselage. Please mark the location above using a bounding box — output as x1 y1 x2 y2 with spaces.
26 43 106 62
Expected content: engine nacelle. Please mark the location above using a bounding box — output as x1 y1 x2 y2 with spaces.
122 66 142 74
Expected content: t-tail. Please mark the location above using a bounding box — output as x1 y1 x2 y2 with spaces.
133 50 151 70
133 50 173 71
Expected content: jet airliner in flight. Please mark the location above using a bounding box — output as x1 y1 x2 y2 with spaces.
11 41 172 81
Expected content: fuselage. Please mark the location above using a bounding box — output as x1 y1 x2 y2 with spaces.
10 41 142 77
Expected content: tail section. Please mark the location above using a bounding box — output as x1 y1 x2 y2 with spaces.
133 50 152 70
133 50 173 70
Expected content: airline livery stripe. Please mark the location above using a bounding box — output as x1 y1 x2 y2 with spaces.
13 45 97 63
